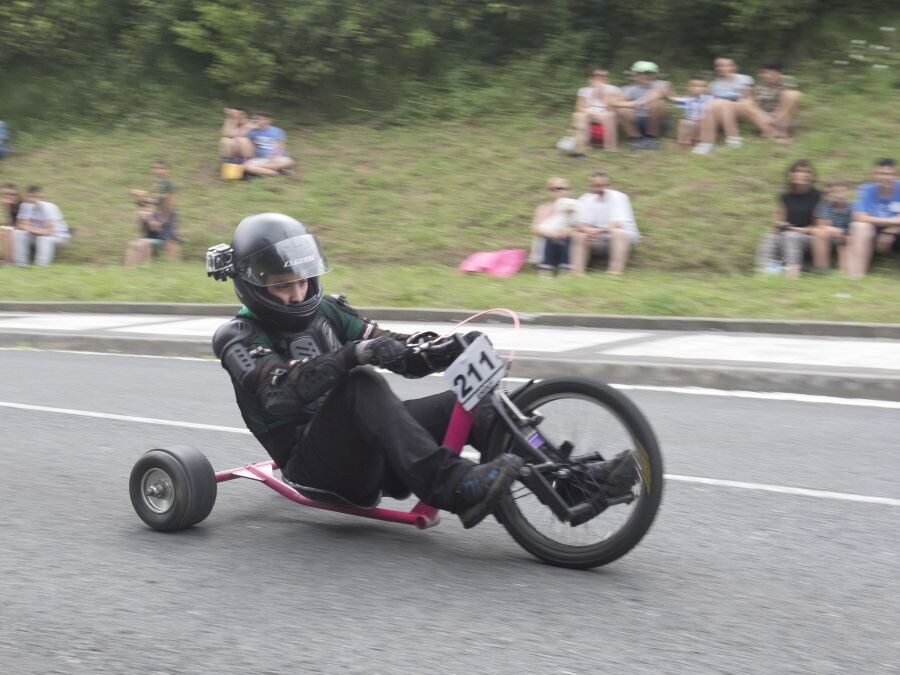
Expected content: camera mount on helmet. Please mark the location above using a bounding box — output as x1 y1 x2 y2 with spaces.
206 243 235 281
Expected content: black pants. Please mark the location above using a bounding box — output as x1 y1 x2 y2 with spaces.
284 368 494 511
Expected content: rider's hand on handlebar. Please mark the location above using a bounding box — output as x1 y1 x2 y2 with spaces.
355 336 407 372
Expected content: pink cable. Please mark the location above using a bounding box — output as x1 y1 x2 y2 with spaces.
438 307 521 364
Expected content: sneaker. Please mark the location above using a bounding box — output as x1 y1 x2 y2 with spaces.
453 454 525 529
692 142 714 155
583 450 638 499
725 136 743 148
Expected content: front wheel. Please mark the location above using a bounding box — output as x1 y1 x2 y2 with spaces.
129 446 217 532
486 378 663 569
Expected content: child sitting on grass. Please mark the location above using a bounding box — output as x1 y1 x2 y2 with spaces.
670 78 715 154
812 178 852 273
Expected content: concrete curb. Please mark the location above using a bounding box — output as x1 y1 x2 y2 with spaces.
1 301 899 338
3 331 898 401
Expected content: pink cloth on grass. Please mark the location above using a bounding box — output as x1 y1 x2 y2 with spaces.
458 248 527 278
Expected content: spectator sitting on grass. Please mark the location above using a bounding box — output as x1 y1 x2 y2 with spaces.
747 60 802 143
707 56 754 149
12 185 72 267
571 171 640 275
670 78 716 155
0 120 9 159
756 159 821 278
219 108 255 162
129 159 179 263
811 178 852 273
846 158 900 278
616 61 671 149
124 196 178 265
243 112 295 177
571 67 621 155
1 183 21 263
532 178 577 276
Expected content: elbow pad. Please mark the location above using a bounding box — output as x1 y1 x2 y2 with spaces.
212 318 258 388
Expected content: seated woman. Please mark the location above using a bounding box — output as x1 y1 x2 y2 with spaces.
531 178 576 276
756 159 821 278
219 108 254 162
570 68 620 155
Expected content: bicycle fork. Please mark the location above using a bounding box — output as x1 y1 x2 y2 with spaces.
490 386 615 526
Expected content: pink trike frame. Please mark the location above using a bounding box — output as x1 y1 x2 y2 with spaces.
213 400 475 530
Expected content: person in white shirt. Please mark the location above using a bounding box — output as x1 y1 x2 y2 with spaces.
13 186 72 266
571 67 621 155
571 171 639 275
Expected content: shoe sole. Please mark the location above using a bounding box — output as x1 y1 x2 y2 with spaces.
458 455 525 529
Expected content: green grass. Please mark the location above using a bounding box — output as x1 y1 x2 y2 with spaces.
1 263 898 323
1 79 898 322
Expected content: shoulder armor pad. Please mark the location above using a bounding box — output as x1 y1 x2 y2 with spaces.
212 318 256 358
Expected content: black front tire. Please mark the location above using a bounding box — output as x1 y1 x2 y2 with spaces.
129 446 217 532
486 377 664 569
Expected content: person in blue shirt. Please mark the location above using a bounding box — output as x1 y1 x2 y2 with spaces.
0 121 9 159
846 158 900 277
243 112 296 177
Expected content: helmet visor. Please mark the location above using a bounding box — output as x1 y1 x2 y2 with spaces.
238 234 330 287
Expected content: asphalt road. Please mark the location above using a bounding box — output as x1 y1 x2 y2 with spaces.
1 349 898 674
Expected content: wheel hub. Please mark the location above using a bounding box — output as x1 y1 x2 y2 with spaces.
141 468 175 514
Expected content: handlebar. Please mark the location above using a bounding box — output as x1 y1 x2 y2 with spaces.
407 332 464 356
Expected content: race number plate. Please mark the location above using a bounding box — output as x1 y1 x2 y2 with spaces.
443 334 506 411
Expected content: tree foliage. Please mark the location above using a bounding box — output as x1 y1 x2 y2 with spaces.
0 0 895 121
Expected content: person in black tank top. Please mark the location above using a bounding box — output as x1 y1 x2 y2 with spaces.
756 159 821 277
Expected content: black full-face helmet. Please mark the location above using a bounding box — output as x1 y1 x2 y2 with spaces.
227 213 330 329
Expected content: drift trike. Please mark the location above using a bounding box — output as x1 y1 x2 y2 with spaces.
130 325 663 569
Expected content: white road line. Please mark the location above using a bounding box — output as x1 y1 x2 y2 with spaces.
0 401 251 434
3 400 898 507
612 384 900 410
2 347 899 409
665 474 900 507
0 347 213 362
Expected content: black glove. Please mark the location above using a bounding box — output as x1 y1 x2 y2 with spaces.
355 336 407 373
401 331 487 377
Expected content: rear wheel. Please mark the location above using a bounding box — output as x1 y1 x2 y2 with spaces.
129 446 217 532
486 378 663 569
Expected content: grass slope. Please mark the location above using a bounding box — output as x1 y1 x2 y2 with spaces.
0 81 898 321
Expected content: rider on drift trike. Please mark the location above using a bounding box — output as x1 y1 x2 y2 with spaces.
207 213 637 528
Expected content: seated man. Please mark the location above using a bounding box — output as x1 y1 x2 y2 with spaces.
615 61 671 149
741 60 802 142
846 158 900 278
243 112 296 177
570 67 621 155
570 171 640 275
12 185 72 266
1 182 21 263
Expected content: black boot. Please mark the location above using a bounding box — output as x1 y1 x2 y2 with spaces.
452 453 524 529
584 450 638 498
